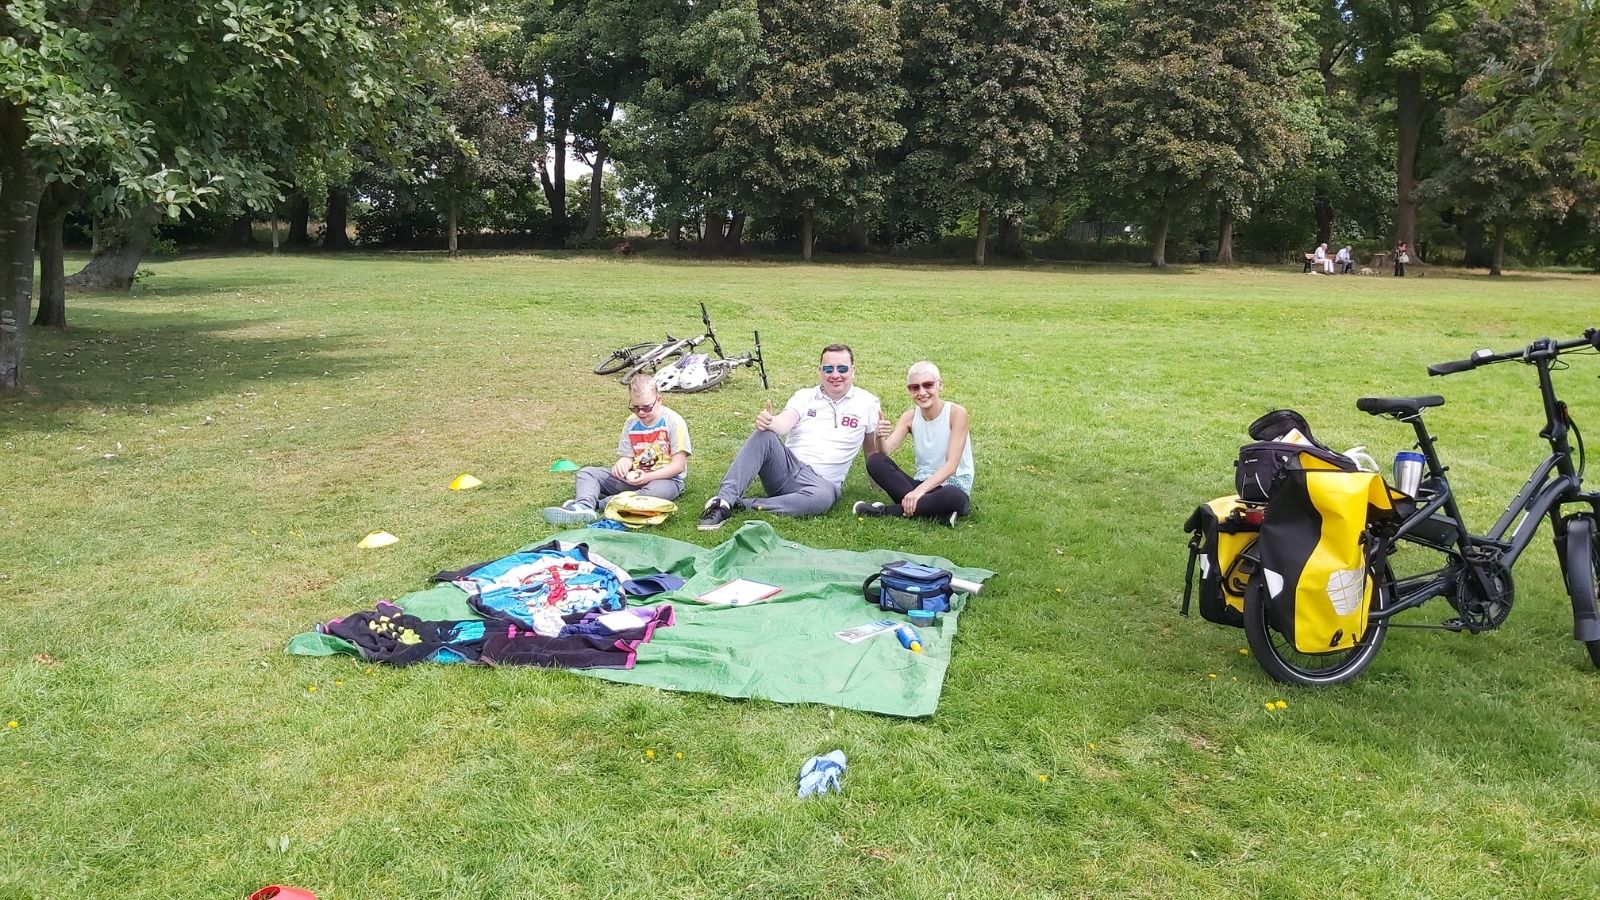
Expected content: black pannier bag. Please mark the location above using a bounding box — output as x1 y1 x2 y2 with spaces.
1235 408 1360 503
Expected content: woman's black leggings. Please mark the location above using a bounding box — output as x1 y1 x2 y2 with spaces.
865 453 971 518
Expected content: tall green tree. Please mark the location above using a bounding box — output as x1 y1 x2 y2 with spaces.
427 52 536 255
900 0 1089 265
1476 0 1598 176
723 0 904 260
1092 0 1308 266
613 0 764 251
0 0 463 390
1425 0 1586 274
509 0 662 246
1345 0 1471 254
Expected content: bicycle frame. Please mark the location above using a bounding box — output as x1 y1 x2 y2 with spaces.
1373 348 1600 623
616 303 725 383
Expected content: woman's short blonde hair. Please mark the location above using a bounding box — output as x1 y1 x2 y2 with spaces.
907 360 941 382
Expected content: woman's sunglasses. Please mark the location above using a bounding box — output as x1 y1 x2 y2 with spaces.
820 364 851 374
907 380 938 393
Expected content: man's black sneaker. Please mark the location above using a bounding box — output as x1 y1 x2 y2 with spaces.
853 501 890 517
697 497 733 530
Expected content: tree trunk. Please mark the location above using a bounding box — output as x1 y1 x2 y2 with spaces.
998 215 1022 258
66 204 160 292
34 183 73 329
1490 223 1506 277
286 193 310 245
582 150 608 243
1394 69 1422 253
1461 219 1491 269
721 210 745 254
88 209 108 256
701 210 725 251
0 104 42 391
1216 206 1235 264
802 208 814 262
324 186 351 249
1150 211 1170 268
269 212 280 253
848 209 868 251
667 222 682 245
582 104 614 244
973 206 990 266
447 195 459 256
1314 194 1333 247
540 103 571 247
226 213 255 248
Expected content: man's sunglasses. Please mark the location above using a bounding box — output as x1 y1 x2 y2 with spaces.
907 380 938 393
821 364 851 374
629 402 657 414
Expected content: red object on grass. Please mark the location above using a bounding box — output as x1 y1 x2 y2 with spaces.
248 887 317 900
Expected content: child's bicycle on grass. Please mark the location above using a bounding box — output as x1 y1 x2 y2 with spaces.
1244 330 1600 686
652 331 768 394
592 302 725 383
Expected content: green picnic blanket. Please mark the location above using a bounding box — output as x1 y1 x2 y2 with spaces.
288 522 994 717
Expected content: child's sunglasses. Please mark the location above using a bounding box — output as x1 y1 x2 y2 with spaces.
907 380 937 392
820 364 851 374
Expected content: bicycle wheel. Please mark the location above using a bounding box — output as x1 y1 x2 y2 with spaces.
1560 514 1600 669
617 348 683 384
1242 567 1390 686
595 342 659 376
678 361 734 393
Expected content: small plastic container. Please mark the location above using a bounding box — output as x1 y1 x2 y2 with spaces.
907 609 937 629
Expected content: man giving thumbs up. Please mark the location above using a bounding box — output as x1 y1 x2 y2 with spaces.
697 344 881 530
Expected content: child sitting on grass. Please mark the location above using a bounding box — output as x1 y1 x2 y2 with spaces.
543 374 691 525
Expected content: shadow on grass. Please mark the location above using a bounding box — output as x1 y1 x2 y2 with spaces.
0 312 379 431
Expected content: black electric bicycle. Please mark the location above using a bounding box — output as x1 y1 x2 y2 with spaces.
1245 330 1600 686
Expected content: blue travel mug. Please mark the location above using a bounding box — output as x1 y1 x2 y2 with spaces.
1393 450 1425 496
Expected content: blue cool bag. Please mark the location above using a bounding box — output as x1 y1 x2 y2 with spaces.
862 561 953 614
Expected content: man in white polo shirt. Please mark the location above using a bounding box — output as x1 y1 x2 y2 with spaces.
698 344 882 530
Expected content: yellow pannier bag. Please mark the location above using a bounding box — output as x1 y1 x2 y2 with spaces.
1182 495 1263 628
1254 457 1396 653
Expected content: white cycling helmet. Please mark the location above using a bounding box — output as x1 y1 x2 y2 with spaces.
655 354 711 392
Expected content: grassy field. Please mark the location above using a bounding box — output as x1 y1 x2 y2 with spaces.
4 252 1600 899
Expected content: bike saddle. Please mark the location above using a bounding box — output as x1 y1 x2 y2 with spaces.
1356 395 1445 417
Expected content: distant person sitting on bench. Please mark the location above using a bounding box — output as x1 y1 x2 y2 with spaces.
1314 243 1334 274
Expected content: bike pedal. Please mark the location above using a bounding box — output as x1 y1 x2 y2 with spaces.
1440 618 1466 633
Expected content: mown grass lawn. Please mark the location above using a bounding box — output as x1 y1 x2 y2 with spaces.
4 251 1600 899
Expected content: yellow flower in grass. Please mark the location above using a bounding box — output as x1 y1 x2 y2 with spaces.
1275 700 1288 710
6 721 16 729
675 751 684 760
645 749 656 760
1038 774 1049 783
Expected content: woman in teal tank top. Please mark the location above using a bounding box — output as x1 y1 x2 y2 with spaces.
855 360 973 526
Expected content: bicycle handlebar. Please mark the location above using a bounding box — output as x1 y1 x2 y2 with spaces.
1427 329 1600 376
